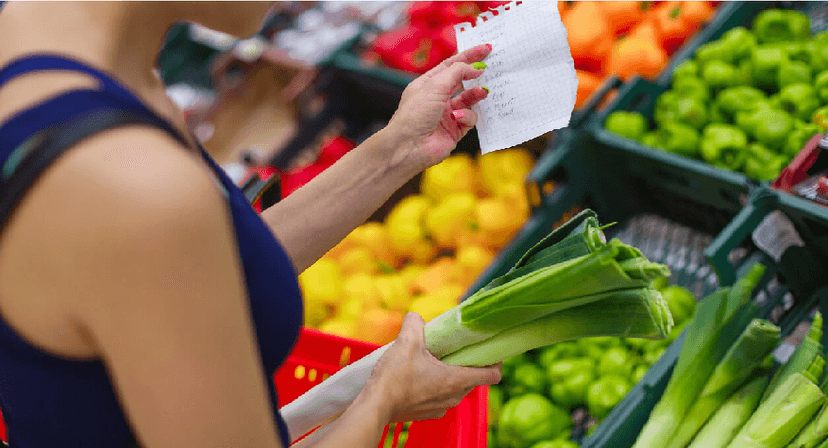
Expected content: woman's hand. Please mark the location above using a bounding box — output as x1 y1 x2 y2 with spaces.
365 312 502 423
384 44 492 172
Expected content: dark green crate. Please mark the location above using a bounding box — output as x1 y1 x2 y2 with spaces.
582 186 828 448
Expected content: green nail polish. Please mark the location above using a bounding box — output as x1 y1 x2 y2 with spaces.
481 87 490 93
472 62 487 70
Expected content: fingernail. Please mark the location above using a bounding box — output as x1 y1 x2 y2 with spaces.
472 62 487 70
451 110 465 120
486 43 493 51
481 86 490 93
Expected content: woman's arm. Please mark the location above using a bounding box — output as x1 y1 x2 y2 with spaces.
261 44 492 273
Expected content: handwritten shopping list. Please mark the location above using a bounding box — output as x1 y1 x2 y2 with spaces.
455 1 578 154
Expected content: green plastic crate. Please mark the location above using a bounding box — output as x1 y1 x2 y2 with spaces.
581 187 828 448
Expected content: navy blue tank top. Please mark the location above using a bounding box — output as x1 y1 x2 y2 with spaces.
0 54 304 447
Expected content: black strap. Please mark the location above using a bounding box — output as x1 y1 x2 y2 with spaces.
0 106 190 233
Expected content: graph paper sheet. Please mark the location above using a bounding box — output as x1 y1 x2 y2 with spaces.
455 1 577 154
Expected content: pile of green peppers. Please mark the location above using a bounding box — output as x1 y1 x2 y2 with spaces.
488 282 696 448
604 9 828 182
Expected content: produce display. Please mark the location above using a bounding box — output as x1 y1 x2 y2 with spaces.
488 276 698 448
603 9 828 181
364 1 716 109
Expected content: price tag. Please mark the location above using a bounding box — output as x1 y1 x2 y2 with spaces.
751 210 805 263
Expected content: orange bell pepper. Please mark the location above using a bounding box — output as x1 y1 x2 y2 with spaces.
608 35 668 81
653 1 700 56
576 70 603 109
600 1 649 36
564 1 612 75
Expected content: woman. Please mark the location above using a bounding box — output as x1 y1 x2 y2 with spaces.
0 2 501 447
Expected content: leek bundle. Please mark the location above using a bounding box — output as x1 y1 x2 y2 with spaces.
726 356 826 448
668 319 782 448
281 210 673 442
632 264 767 448
688 375 771 448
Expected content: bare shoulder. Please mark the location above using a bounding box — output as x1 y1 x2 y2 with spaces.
0 126 238 357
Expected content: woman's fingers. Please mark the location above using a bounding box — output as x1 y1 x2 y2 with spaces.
426 43 492 78
451 108 478 130
435 62 485 98
450 87 489 111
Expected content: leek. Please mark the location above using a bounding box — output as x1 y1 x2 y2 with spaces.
785 316 828 448
762 312 824 403
727 362 827 448
688 375 770 448
668 319 782 448
632 264 766 448
280 210 672 443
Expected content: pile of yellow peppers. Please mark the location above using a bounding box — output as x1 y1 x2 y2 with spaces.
299 148 539 345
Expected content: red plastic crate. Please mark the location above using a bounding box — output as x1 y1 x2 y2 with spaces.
276 327 489 448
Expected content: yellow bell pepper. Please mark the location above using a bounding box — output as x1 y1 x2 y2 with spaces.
409 294 458 322
385 195 431 259
420 154 477 202
338 247 378 277
414 257 462 294
375 274 411 313
477 148 534 196
424 192 477 250
342 273 382 310
456 244 495 286
475 196 526 249
298 258 344 307
319 318 357 339
347 222 396 267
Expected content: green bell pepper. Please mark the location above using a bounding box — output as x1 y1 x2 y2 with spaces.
497 394 572 448
779 41 811 64
814 70 828 102
551 369 595 409
656 122 701 158
537 342 580 369
751 46 789 90
598 346 633 378
587 376 631 420
752 9 811 44
654 91 680 126
719 26 759 63
660 285 696 327
708 103 728 124
502 353 532 380
700 123 748 169
751 108 795 151
809 38 828 73
508 363 548 397
641 132 662 149
745 143 787 180
672 60 699 82
674 96 708 130
576 339 608 361
778 61 812 88
546 357 595 384
672 76 710 103
605 111 648 142
715 85 767 120
489 385 504 425
529 440 579 448
813 105 828 131
701 60 740 91
783 121 822 158
778 83 820 121
631 364 650 385
695 27 757 65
